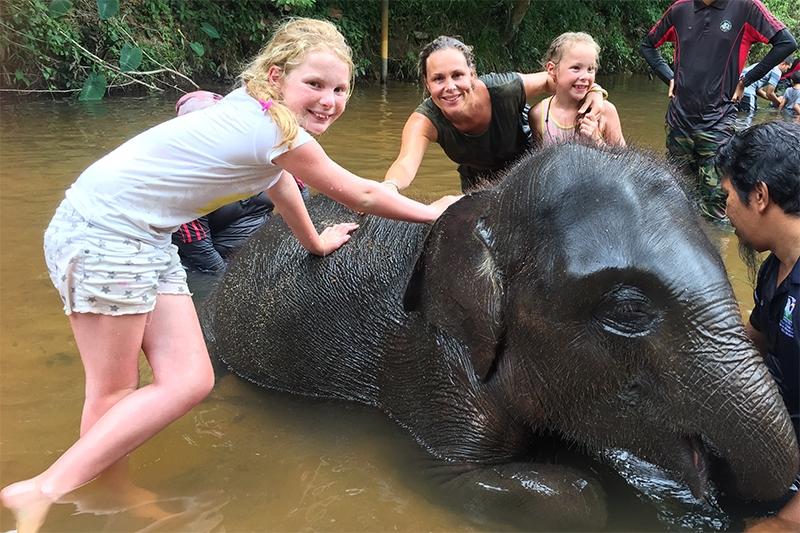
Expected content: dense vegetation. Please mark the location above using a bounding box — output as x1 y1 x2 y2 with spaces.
1 0 798 98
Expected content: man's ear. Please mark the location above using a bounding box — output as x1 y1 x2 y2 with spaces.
267 65 283 87
753 181 770 213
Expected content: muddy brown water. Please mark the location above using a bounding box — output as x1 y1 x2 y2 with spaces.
0 76 777 531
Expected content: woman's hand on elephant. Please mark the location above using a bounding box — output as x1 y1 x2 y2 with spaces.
427 194 463 219
315 222 360 256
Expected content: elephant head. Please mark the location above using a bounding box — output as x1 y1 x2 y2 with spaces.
403 143 798 502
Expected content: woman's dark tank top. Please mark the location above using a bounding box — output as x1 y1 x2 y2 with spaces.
415 72 530 191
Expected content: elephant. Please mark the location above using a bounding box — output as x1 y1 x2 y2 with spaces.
202 143 799 530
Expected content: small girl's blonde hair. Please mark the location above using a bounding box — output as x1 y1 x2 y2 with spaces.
239 18 354 148
542 32 601 70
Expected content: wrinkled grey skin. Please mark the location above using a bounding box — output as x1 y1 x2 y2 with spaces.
203 144 799 530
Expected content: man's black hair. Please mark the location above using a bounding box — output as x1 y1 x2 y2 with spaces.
715 121 800 215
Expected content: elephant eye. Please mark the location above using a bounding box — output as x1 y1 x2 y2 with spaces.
593 285 663 338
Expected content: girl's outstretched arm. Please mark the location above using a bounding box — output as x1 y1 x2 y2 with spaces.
274 139 459 223
382 113 437 191
268 171 358 256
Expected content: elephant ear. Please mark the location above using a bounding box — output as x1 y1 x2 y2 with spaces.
403 191 505 381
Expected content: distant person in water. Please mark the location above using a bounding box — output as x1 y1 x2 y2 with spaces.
172 91 310 273
737 57 794 128
779 71 800 121
381 35 607 193
530 32 624 147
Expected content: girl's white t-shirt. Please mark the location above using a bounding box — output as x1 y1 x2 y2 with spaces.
65 87 312 244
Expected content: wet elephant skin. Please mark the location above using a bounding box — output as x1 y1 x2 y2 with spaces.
202 143 799 530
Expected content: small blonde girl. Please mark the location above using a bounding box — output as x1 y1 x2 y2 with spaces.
0 17 458 533
530 32 625 147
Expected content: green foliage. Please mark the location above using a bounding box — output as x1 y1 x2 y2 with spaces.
274 0 317 8
3 0 796 95
189 41 204 57
199 22 219 40
79 71 106 99
48 0 73 18
118 42 142 71
96 0 119 19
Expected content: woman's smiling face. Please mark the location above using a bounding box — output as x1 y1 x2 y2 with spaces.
424 48 476 113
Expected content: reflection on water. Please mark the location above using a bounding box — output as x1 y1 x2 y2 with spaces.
0 77 787 532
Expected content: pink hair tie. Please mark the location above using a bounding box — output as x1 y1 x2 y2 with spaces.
259 98 273 112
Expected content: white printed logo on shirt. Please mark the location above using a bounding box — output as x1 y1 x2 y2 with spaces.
779 295 796 338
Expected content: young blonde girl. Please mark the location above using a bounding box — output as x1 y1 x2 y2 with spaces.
0 17 458 532
530 32 625 147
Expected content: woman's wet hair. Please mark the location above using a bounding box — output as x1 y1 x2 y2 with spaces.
418 35 476 92
239 18 354 147
542 32 600 69
715 121 800 215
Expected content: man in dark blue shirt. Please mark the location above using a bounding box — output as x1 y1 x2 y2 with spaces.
641 0 796 222
716 121 800 528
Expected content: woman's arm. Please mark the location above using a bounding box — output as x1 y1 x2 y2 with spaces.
519 71 605 120
274 139 457 224
382 112 437 191
519 71 554 99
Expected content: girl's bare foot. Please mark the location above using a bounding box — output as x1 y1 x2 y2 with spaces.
0 478 54 533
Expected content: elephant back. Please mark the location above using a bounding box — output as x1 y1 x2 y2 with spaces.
202 195 430 405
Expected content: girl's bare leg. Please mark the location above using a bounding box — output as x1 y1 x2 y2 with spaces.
0 295 214 532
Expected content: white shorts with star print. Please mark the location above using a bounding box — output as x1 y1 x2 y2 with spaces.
43 199 189 316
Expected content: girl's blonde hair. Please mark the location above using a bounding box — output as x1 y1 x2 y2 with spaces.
239 18 354 148
542 32 600 70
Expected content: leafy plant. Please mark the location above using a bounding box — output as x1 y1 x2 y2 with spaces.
119 42 142 71
79 71 106 99
48 0 73 18
96 0 119 20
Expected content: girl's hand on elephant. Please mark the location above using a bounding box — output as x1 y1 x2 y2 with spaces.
428 195 463 219
315 222 360 256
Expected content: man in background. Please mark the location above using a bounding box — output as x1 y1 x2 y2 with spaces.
640 0 796 222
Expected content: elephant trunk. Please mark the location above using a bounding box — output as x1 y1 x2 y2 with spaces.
679 308 799 501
